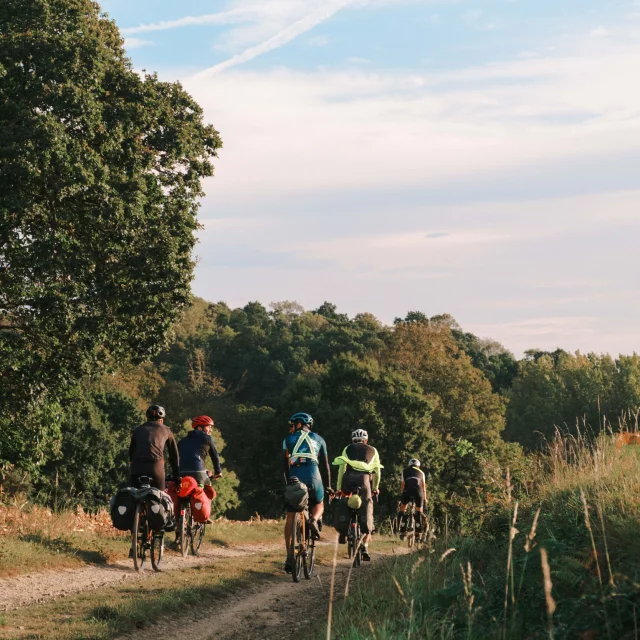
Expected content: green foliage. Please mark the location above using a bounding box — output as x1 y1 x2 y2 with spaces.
34 388 142 509
506 352 640 449
0 0 221 471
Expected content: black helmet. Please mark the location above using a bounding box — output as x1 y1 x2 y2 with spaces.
146 405 166 420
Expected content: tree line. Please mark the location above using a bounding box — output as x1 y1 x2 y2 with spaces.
4 297 639 529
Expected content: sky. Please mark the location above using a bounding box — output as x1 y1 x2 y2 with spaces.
101 0 640 357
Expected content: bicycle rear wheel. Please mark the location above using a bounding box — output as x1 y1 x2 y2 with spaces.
151 533 164 571
179 502 190 558
190 522 206 556
292 512 304 583
303 523 315 579
353 523 361 568
132 503 148 572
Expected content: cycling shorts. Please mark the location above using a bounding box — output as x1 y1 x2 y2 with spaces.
401 483 424 510
287 465 324 511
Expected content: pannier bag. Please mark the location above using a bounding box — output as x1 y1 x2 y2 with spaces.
190 486 212 523
110 487 136 531
203 484 216 500
332 498 351 535
166 480 180 518
178 475 199 498
347 494 363 510
284 477 309 512
134 487 175 532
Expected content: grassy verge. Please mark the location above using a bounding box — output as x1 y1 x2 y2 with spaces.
326 435 640 639
0 502 283 578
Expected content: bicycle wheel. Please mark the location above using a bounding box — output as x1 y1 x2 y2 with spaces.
292 512 304 583
190 522 206 556
132 502 148 572
151 533 164 571
303 523 315 579
353 523 361 568
407 511 415 549
179 502 190 558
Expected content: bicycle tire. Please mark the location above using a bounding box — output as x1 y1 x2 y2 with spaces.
292 512 304 583
353 522 361 568
132 502 147 572
151 533 164 571
179 502 190 558
190 522 206 556
303 522 315 579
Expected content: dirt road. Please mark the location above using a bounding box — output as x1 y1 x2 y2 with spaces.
120 540 402 640
0 543 279 612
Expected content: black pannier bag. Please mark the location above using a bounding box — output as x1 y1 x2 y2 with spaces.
110 487 136 531
284 477 309 512
332 498 350 535
136 487 175 532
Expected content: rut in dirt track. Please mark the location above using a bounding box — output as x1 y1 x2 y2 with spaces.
119 542 406 640
0 544 279 612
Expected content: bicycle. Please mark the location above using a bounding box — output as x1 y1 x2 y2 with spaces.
290 504 317 583
131 476 164 572
177 493 206 557
400 500 424 549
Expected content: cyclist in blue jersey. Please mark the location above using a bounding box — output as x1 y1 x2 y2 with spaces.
282 412 332 573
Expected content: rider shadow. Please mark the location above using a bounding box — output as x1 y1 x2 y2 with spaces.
18 533 111 565
208 537 230 548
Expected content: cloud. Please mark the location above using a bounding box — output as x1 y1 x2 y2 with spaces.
123 37 154 49
589 26 611 37
307 34 331 46
193 0 365 77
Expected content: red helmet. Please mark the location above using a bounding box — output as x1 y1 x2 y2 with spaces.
192 415 214 429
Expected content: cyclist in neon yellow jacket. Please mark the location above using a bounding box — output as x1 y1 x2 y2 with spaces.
333 429 383 561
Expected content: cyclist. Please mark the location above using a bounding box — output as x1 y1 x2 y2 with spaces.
129 405 180 490
333 429 382 562
397 458 427 538
177 415 223 488
282 412 332 573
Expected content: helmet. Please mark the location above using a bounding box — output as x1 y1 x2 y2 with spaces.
146 405 166 420
351 429 368 443
192 415 214 430
289 412 314 429
408 458 421 468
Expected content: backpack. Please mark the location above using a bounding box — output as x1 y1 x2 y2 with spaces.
284 477 309 512
110 487 136 531
134 487 175 532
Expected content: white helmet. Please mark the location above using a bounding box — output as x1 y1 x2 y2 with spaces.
408 458 420 467
351 429 368 443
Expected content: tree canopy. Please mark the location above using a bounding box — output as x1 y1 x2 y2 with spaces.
0 0 221 472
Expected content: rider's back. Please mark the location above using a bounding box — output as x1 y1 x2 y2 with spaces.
130 421 176 463
178 429 216 472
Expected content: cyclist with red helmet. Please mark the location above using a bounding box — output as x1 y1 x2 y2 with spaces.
177 415 223 489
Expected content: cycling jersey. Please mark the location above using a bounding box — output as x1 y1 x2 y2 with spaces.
401 465 426 509
283 428 331 507
178 429 221 476
129 421 180 489
333 443 383 491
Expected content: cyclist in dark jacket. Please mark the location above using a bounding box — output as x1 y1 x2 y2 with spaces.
178 415 222 486
129 405 180 490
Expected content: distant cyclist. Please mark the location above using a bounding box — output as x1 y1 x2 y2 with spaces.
129 405 180 490
397 458 427 538
333 429 383 561
177 415 223 489
282 412 332 573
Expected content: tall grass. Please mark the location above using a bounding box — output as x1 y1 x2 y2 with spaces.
325 430 640 639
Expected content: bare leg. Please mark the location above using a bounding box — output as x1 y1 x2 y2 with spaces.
311 502 324 521
284 512 295 556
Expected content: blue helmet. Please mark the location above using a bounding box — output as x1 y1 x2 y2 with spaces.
289 412 314 429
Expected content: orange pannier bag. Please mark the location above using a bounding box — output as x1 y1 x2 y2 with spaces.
178 475 199 498
203 484 216 500
190 485 211 523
